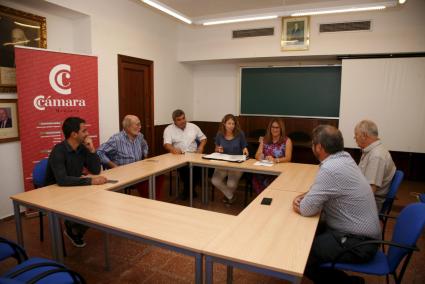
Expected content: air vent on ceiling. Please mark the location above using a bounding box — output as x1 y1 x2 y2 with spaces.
232 28 274 38
319 21 371 33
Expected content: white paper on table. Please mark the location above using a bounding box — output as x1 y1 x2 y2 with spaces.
254 161 274 167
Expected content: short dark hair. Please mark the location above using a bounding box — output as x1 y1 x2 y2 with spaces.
172 109 185 121
312 125 344 154
62 117 85 139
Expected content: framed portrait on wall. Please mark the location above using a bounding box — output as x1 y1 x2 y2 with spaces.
281 16 310 51
0 99 19 143
0 4 47 93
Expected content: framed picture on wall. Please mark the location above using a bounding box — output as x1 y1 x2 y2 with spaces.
0 99 19 143
281 16 310 51
0 4 47 93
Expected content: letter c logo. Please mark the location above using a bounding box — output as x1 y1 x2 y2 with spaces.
49 64 71 95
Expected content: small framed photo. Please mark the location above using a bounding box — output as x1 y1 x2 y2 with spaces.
281 16 310 51
0 4 47 93
0 99 19 143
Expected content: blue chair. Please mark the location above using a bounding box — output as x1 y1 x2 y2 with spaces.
380 170 404 239
0 238 84 284
0 237 28 264
32 159 49 242
322 202 425 284
1 257 85 284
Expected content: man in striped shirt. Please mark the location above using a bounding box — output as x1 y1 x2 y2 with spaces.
97 115 163 198
293 125 381 284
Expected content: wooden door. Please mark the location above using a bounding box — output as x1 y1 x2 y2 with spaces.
117 55 155 154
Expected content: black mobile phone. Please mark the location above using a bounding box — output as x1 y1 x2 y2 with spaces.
261 197 272 205
106 179 119 184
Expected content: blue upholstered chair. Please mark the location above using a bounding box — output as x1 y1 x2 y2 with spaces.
32 159 49 242
0 237 84 284
380 170 404 239
322 202 425 284
0 237 28 264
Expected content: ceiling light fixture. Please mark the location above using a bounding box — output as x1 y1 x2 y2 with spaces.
142 0 192 24
203 15 278 26
291 6 387 16
398 0 406 4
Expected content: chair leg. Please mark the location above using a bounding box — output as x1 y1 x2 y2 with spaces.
60 222 67 257
39 211 44 242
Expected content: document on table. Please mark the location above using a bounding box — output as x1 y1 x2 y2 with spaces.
254 160 274 167
202 152 247 163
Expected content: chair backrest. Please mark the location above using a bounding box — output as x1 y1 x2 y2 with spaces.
32 159 48 189
419 193 425 203
380 170 404 215
387 202 425 272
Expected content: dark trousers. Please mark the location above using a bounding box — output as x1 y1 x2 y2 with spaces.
65 220 89 238
305 224 378 284
178 166 202 196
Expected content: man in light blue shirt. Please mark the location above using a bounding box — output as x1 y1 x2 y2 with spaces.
97 115 163 198
293 125 380 284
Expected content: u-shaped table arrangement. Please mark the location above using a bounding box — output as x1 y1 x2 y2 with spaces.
11 153 319 283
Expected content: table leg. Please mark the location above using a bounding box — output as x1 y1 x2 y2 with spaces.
205 255 213 284
201 167 205 204
227 265 233 284
148 175 153 199
195 253 203 284
47 212 61 262
152 174 156 200
190 164 193 207
104 232 110 271
13 201 23 246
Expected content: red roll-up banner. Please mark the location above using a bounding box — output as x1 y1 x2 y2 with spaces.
15 47 99 192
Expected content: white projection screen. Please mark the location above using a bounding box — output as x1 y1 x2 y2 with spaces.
339 57 425 153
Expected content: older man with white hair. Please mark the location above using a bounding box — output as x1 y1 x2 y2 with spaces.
354 120 396 211
97 115 163 198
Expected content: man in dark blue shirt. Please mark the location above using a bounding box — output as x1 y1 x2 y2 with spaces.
45 117 107 247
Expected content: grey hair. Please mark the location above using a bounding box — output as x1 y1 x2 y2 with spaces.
172 109 185 121
356 120 379 137
122 115 135 129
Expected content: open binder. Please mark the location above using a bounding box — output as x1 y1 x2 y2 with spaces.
202 152 247 163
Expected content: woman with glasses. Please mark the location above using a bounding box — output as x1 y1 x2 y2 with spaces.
253 119 293 193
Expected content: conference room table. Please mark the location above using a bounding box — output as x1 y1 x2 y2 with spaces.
10 153 320 283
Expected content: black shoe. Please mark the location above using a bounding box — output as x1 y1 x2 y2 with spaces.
222 195 236 206
64 229 86 248
348 276 365 284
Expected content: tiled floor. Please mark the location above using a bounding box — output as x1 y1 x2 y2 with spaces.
1 178 424 283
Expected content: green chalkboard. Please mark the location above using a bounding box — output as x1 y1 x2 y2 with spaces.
240 66 341 117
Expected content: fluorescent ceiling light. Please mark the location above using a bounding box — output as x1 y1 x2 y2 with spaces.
291 6 386 16
398 0 406 4
203 15 278 26
142 0 192 24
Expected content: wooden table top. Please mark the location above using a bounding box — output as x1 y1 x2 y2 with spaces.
11 152 319 276
203 189 319 276
57 190 235 252
266 163 319 193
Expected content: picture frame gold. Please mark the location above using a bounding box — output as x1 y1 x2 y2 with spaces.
0 99 19 143
281 16 310 51
0 4 47 93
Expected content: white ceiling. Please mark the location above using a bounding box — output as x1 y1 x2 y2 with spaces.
155 0 397 22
